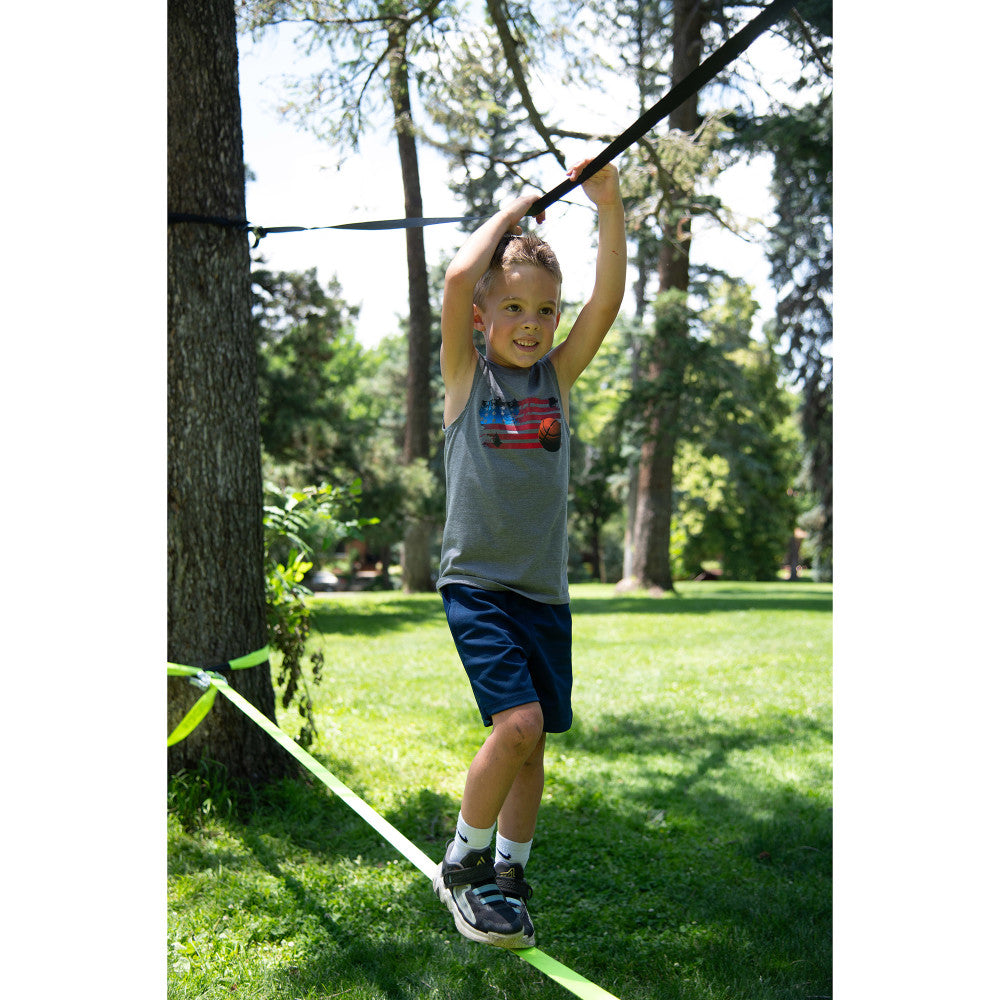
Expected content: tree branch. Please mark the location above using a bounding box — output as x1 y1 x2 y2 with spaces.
484 0 566 169
421 136 550 171
789 6 833 77
405 0 444 29
550 127 619 144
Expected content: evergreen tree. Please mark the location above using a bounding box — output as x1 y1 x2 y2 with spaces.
727 6 832 578
253 264 365 484
677 281 801 580
239 0 454 590
421 32 540 226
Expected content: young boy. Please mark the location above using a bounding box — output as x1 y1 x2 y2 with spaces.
432 159 626 949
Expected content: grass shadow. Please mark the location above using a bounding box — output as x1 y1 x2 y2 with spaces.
561 704 832 759
222 782 572 999
305 587 833 643
308 594 445 637
570 591 832 617
530 711 831 997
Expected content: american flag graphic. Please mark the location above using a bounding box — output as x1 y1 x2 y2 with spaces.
478 395 562 450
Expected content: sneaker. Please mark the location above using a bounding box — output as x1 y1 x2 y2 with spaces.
494 861 536 948
433 842 524 948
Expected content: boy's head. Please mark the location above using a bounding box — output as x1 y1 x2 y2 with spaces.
472 234 564 370
472 233 562 310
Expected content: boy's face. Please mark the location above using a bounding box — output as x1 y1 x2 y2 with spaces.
473 265 562 370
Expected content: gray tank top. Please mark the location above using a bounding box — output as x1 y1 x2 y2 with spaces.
437 353 570 604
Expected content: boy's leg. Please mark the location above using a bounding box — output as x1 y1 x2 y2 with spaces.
458 702 545 831
497 731 546 844
494 732 546 948
434 702 544 948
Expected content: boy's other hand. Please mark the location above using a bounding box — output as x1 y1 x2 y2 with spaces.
569 159 621 207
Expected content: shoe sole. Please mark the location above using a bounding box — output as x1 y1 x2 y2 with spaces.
433 865 528 950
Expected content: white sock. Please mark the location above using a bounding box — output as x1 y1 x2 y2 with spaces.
495 833 532 869
447 812 495 863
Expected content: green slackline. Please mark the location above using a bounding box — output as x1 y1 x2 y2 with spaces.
167 662 622 999
166 646 269 746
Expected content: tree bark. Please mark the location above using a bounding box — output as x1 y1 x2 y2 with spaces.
388 21 434 592
167 0 291 782
626 0 706 593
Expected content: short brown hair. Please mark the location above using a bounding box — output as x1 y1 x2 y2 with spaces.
473 233 562 307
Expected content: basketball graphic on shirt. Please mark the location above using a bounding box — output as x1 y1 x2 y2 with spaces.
478 394 562 452
537 416 561 452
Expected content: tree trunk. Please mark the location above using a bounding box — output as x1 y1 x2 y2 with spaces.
388 22 434 592
589 519 606 583
626 0 706 593
167 0 290 783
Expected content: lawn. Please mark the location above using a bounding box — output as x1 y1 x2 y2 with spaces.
167 581 832 1000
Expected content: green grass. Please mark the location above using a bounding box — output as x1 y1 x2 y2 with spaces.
168 581 832 1000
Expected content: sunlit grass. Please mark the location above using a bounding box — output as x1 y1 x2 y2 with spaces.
168 581 832 1000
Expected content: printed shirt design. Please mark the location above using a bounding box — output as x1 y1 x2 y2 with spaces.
478 393 563 452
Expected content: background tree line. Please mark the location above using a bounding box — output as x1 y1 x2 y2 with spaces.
242 0 832 589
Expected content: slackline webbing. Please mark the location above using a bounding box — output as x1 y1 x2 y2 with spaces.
167 661 622 999
527 0 796 216
169 0 796 242
166 646 270 746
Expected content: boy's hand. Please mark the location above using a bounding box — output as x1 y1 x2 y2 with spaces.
569 159 622 208
501 192 546 232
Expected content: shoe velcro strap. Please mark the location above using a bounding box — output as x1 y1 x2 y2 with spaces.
441 865 498 889
494 872 533 901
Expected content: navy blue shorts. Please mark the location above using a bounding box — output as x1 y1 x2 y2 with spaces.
441 584 573 733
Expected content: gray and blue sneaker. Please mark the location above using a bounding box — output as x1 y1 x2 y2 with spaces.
433 842 524 948
494 860 536 948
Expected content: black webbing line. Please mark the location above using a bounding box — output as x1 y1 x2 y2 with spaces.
526 0 797 217
169 0 794 242
168 212 489 247
169 212 249 229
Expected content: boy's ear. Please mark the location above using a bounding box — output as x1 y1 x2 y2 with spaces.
472 304 485 331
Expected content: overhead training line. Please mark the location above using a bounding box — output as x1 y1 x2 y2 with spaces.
169 0 795 245
167 211 489 247
167 661 622 1000
526 0 798 217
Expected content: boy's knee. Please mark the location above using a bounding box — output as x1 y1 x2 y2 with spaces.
494 702 544 753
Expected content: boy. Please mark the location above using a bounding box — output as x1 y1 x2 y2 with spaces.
433 158 626 949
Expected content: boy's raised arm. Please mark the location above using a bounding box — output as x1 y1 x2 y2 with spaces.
440 195 541 394
551 162 627 391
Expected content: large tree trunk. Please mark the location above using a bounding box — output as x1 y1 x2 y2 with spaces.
388 22 434 592
626 0 706 593
167 0 290 782
631 403 679 590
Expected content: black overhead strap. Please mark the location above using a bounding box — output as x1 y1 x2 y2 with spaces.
527 0 797 217
168 0 797 241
